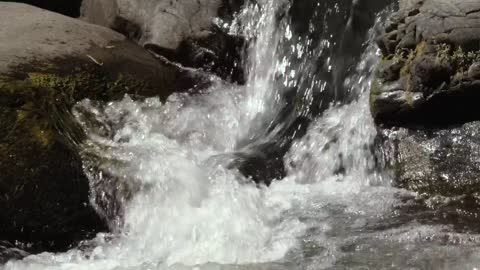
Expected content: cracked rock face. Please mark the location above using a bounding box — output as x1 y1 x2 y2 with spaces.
371 0 480 126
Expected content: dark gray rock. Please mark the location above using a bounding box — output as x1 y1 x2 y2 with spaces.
371 0 480 126
145 25 247 84
334 0 396 101
378 122 480 197
0 241 29 264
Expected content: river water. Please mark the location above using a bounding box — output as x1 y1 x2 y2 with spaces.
4 1 480 269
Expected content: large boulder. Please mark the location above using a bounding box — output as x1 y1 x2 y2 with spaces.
81 0 247 83
0 2 187 252
80 0 223 50
371 0 480 198
371 0 480 126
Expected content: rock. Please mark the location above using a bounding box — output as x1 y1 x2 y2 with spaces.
4 0 83 17
370 0 480 204
81 0 247 83
378 122 480 197
218 0 246 21
80 0 142 41
0 2 188 252
145 25 247 84
370 0 480 126
0 241 29 264
81 0 222 50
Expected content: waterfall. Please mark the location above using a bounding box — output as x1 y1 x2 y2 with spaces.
2 1 443 270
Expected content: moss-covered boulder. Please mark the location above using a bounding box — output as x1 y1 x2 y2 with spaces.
371 0 480 126
0 2 188 252
371 0 480 199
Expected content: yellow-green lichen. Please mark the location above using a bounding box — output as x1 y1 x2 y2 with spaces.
435 43 480 68
0 61 150 153
29 72 72 89
6 102 54 148
31 124 54 147
370 77 381 110
395 41 428 106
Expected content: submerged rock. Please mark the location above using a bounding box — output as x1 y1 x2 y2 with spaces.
371 0 480 126
0 2 187 252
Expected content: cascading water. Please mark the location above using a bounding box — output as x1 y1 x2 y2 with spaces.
5 1 480 270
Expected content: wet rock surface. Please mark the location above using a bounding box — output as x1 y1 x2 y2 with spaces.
0 241 29 265
370 0 480 200
378 122 480 196
0 2 188 253
376 122 480 236
371 0 480 126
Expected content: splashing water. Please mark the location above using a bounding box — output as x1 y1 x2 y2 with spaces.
6 1 480 270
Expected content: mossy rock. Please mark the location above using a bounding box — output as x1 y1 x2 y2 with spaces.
371 0 480 127
0 2 196 253
372 0 480 207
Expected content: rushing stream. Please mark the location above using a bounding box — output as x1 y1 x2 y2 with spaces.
5 0 480 269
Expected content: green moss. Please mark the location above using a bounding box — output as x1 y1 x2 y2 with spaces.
0 59 151 155
2 61 149 103
31 125 54 147
434 43 480 68
27 68 142 104
4 102 54 148
399 53 414 105
390 42 427 106
373 42 431 110
370 77 381 110
16 103 32 122
29 72 70 88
